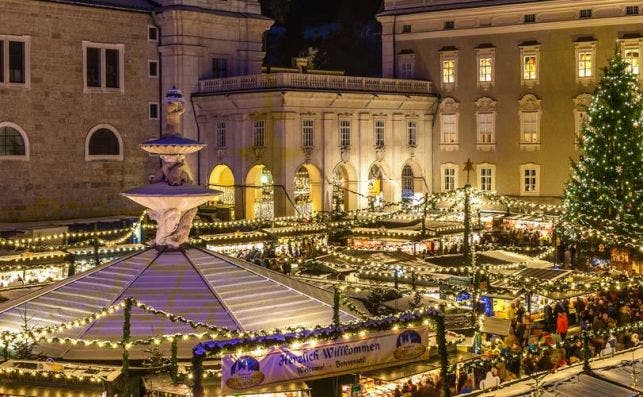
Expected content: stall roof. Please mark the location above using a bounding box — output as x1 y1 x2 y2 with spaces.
0 248 361 360
363 352 477 382
512 267 571 281
0 380 106 397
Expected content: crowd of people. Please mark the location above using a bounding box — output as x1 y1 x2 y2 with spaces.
380 287 641 397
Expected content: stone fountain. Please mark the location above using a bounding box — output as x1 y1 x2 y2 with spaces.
122 87 220 249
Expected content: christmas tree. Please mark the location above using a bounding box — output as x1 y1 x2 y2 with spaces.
561 54 643 246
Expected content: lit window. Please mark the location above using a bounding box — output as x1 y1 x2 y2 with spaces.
253 120 265 147
441 114 457 144
302 118 314 148
85 125 122 161
216 121 226 148
407 120 417 147
83 41 124 91
374 119 385 147
339 119 351 148
477 112 494 144
0 123 28 159
479 57 492 82
624 47 640 75
523 56 537 80
578 51 592 77
521 112 539 143
518 94 541 149
0 35 30 86
442 60 455 83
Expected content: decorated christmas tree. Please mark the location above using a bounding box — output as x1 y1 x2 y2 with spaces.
560 54 643 247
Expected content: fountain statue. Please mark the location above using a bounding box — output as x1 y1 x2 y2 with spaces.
122 87 220 249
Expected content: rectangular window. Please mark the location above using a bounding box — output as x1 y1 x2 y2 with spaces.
524 169 537 192
374 120 385 147
105 49 119 88
402 24 412 33
0 41 3 83
441 114 457 143
0 36 29 87
576 110 589 149
148 26 158 41
624 47 640 75
444 168 455 191
86 47 101 87
400 62 413 79
212 58 227 78
8 41 25 83
444 21 454 30
477 113 494 143
84 42 123 91
480 168 492 191
340 119 351 148
442 60 455 83
579 9 592 18
521 112 539 143
302 118 314 148
253 120 265 147
479 57 492 82
578 51 592 77
524 14 536 23
216 121 226 148
626 6 639 15
523 55 537 80
148 60 158 78
149 103 159 120
407 120 417 147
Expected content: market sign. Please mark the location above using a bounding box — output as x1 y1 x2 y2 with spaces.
221 326 432 394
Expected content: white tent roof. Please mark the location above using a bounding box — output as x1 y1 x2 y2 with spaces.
0 247 360 360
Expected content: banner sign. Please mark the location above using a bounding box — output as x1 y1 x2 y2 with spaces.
221 326 432 394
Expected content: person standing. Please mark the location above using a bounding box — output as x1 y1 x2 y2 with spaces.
556 312 569 341
544 303 553 333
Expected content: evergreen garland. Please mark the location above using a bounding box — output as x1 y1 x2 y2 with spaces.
121 297 132 396
170 337 179 384
435 310 451 397
333 286 341 327
560 54 643 245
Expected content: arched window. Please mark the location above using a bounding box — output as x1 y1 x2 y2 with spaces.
85 124 123 160
0 122 29 160
402 165 414 192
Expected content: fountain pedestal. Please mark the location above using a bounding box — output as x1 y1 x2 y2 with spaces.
122 87 220 249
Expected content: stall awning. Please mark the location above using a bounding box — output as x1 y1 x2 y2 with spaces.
362 352 477 382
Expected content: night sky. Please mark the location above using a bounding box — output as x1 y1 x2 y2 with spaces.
260 0 384 76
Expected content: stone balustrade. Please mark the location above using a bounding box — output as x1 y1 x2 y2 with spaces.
197 73 433 95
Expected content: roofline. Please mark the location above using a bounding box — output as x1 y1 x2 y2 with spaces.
36 0 158 13
192 87 437 98
377 0 553 17
157 4 273 21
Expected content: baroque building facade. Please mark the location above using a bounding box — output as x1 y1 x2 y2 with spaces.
1 0 641 222
378 0 643 200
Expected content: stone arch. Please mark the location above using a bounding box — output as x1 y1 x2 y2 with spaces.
330 162 358 213
293 163 322 217
401 159 425 199
208 164 235 208
0 122 29 160
85 124 123 161
245 164 274 219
